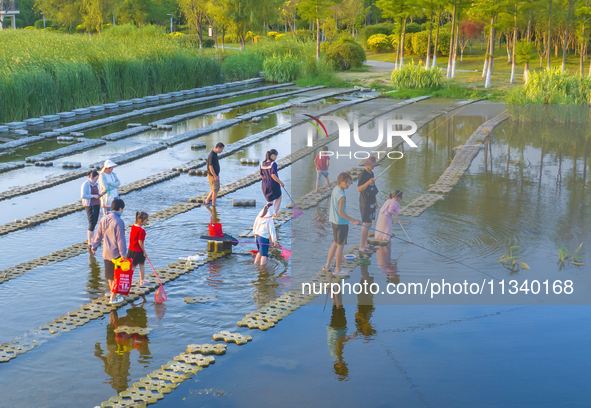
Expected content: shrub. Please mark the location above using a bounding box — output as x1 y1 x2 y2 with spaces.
326 39 366 70
506 68 591 104
411 31 430 56
364 23 396 42
404 32 413 54
221 51 264 81
275 33 288 41
405 22 421 33
390 63 443 89
263 52 301 83
295 57 344 87
436 31 451 56
267 31 278 39
175 35 214 48
34 19 52 29
295 29 314 40
367 34 392 53
24 26 35 30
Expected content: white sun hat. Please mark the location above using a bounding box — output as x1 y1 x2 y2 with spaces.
101 159 118 172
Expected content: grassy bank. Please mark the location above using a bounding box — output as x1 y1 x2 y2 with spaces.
0 25 222 122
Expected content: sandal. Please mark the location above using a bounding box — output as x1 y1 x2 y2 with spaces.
321 265 333 272
359 248 371 255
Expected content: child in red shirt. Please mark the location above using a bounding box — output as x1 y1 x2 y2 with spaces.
127 211 149 286
314 146 330 193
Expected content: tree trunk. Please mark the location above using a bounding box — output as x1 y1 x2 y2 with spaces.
510 8 517 84
485 16 495 88
432 6 441 67
316 14 320 60
222 26 225 52
482 36 490 77
580 24 585 75
426 10 433 68
562 0 572 72
213 22 218 50
400 19 407 68
197 21 203 51
547 0 552 69
527 0 532 40
451 23 459 77
506 31 512 63
446 2 456 78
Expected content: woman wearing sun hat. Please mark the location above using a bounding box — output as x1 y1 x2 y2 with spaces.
98 159 121 215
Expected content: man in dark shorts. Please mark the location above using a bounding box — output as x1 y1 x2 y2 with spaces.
357 156 380 254
205 142 225 207
322 172 360 277
91 198 128 304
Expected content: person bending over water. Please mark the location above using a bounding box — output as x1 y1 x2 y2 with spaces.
253 202 278 266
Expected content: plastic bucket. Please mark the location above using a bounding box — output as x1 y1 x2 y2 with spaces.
209 222 223 238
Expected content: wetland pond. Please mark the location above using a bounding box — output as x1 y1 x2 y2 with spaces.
0 89 589 407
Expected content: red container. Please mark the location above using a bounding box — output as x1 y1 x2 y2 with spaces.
208 222 223 238
112 266 134 296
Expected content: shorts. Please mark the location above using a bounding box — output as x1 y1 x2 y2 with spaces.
126 249 146 266
208 174 220 193
331 223 349 246
85 205 100 231
360 203 377 223
256 235 270 257
317 170 329 180
104 259 115 281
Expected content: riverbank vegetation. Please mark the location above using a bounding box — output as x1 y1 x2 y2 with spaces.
0 26 221 122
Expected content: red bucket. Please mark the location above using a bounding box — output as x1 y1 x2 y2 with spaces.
209 222 223 238
113 266 134 296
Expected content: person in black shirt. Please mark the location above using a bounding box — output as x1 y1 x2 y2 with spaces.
357 156 380 253
205 142 225 206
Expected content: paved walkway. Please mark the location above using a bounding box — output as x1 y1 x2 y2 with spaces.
365 59 519 75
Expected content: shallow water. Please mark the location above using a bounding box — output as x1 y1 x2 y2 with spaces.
1 96 589 407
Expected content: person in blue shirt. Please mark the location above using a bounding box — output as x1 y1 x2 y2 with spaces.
322 172 360 277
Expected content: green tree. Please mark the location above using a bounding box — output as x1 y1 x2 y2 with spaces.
515 39 535 82
178 0 207 50
298 0 336 60
115 0 149 25
419 0 441 68
575 1 591 75
376 0 415 69
224 0 265 50
82 0 104 33
34 0 82 29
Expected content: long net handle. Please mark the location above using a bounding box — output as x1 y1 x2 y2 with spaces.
146 256 163 286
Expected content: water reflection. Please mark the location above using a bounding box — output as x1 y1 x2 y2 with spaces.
87 252 106 296
376 243 404 284
94 305 152 393
327 292 348 380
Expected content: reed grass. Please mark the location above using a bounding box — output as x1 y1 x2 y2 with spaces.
0 25 222 122
390 63 443 89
